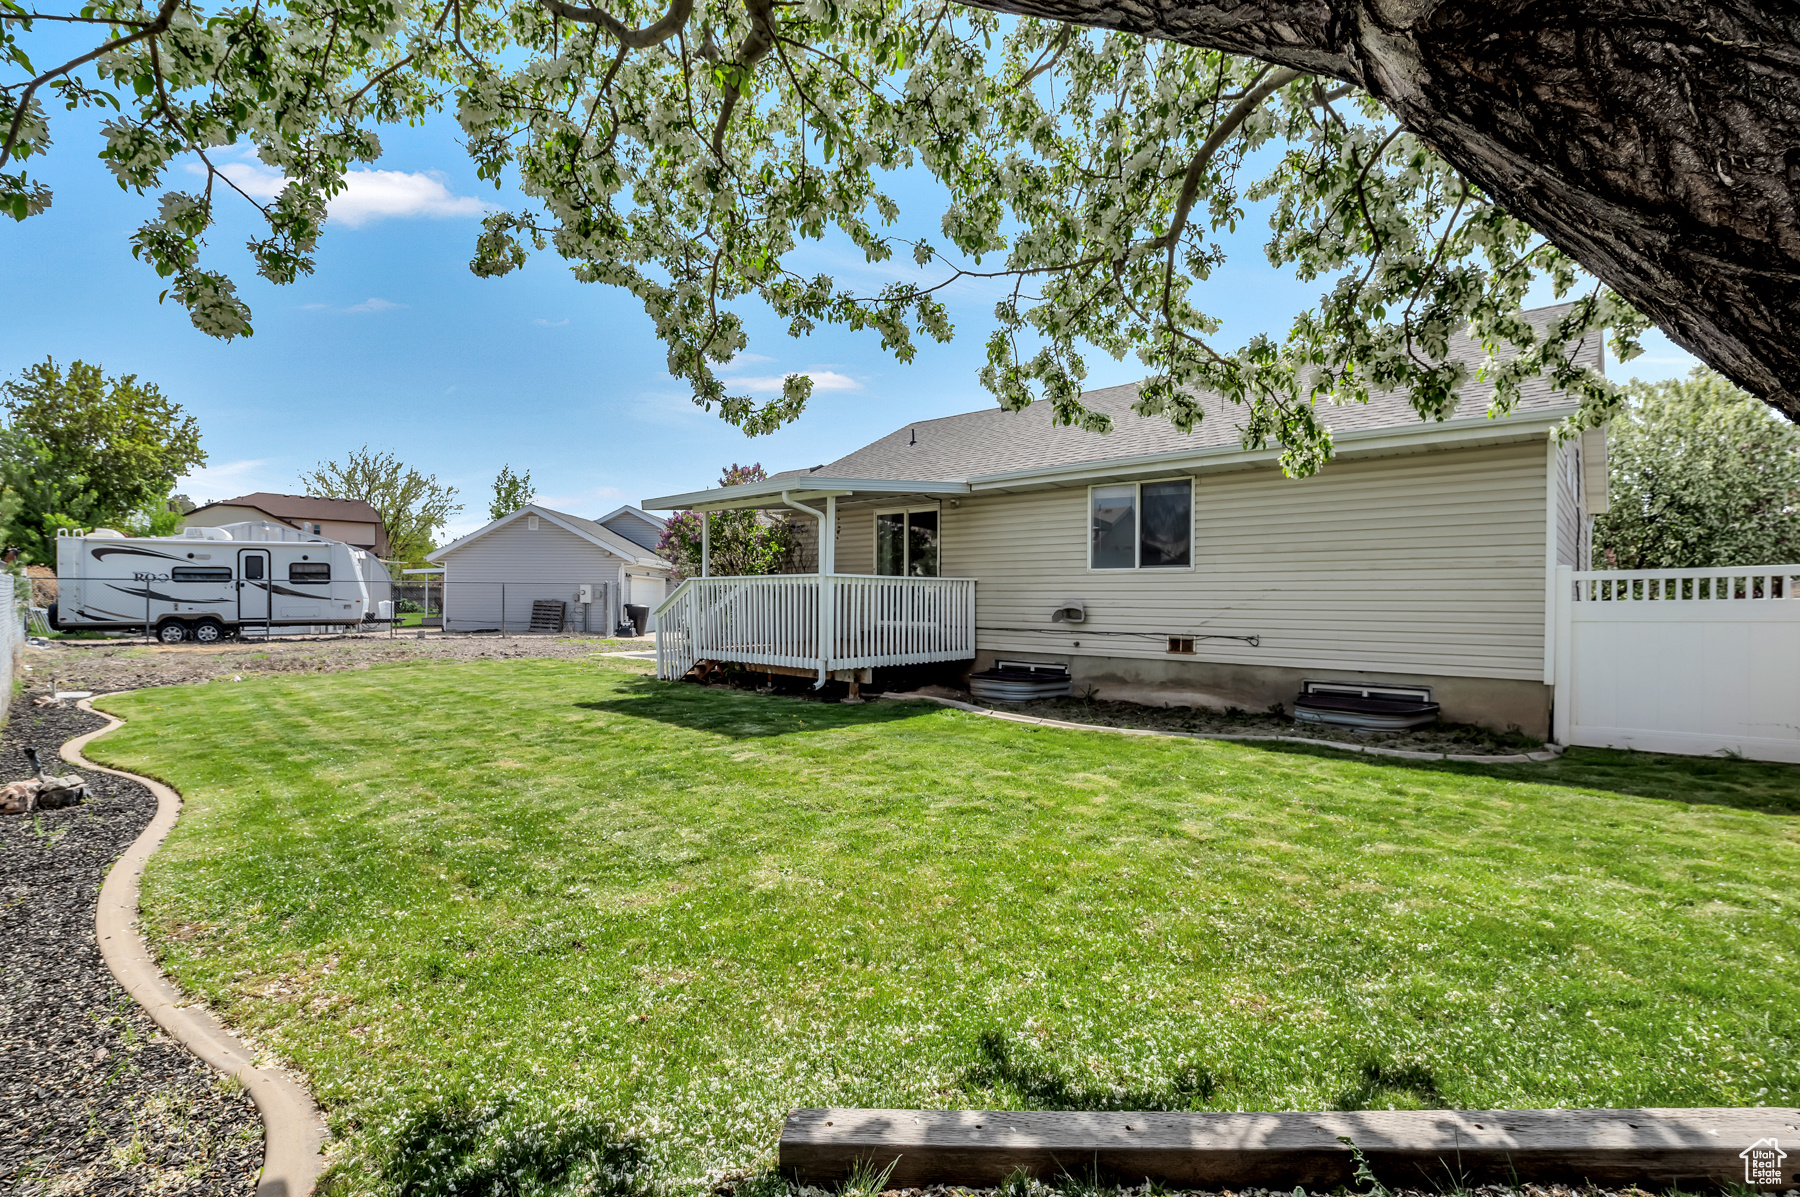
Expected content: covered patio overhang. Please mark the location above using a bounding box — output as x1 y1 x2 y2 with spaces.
640 478 976 689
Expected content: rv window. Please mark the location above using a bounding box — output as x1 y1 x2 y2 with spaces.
289 562 331 584
171 566 233 583
242 555 264 580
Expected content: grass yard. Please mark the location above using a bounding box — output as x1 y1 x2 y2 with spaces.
90 657 1800 1195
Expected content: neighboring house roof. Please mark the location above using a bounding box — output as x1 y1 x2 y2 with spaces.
196 492 383 524
772 303 1601 487
184 499 289 524
597 504 668 551
188 492 390 554
427 503 673 569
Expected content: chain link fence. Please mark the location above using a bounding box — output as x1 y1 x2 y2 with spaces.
35 575 654 640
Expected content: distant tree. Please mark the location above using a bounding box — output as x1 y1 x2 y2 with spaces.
0 433 103 563
1594 369 1800 570
488 464 536 522
122 494 185 538
657 464 796 579
0 358 204 561
168 493 196 514
300 446 461 563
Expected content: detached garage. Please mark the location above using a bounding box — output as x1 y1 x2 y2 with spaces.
427 504 675 633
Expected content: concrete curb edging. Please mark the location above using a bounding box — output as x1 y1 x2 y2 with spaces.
65 696 328 1197
880 691 1566 764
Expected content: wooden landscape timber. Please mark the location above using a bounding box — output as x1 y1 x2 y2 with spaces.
779 1108 1800 1191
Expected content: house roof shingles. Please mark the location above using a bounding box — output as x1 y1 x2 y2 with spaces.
428 504 672 569
776 304 1601 486
204 492 385 524
190 491 389 554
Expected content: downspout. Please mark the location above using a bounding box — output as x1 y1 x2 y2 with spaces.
781 491 831 687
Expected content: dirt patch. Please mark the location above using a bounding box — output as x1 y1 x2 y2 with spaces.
24 631 656 693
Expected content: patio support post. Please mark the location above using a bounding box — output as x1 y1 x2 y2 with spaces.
700 512 710 579
780 490 832 686
822 495 837 687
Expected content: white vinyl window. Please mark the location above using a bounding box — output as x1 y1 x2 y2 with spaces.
874 506 940 576
1089 479 1192 569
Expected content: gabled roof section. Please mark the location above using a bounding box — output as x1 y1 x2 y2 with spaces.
596 504 667 551
789 303 1601 484
427 504 673 568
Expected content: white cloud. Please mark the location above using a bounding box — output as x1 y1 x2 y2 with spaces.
189 157 492 227
328 169 491 227
177 458 282 504
534 317 571 327
723 369 862 396
301 297 406 314
537 484 628 513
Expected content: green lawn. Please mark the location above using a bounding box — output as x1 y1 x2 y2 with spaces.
90 658 1800 1195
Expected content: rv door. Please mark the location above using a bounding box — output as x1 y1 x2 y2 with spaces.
238 550 271 624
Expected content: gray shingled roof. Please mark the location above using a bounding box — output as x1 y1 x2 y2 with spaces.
776 304 1600 485
430 503 670 567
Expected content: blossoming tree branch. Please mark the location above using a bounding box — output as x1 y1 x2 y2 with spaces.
3 0 1794 473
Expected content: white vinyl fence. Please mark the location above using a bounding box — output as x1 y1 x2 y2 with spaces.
1553 564 1800 762
2 574 23 719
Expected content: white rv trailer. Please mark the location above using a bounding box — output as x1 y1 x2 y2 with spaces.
53 521 376 642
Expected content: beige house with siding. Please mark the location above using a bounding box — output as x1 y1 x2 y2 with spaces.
644 304 1609 736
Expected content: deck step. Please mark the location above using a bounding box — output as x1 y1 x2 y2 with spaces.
778 1107 1800 1190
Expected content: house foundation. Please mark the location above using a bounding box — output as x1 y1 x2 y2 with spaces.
970 650 1553 738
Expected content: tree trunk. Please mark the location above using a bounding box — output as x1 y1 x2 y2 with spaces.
966 0 1800 420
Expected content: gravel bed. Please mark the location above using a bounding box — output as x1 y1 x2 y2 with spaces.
0 693 262 1195
957 694 1547 757
27 630 656 693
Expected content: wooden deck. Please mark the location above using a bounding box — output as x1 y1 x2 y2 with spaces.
779 1107 1800 1190
655 574 976 682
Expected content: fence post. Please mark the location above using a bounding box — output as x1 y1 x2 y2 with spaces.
500 583 506 635
1553 564 1574 745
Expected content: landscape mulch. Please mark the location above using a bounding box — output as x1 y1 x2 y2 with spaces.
0 693 262 1195
827 1186 1722 1197
959 694 1548 758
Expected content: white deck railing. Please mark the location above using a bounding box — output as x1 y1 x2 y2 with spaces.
1571 564 1800 602
655 574 976 681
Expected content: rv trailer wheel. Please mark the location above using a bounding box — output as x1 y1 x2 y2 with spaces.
192 618 225 644
156 620 190 644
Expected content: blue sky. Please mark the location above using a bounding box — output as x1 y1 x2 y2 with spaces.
2 102 1702 543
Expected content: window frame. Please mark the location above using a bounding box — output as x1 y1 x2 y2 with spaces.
1087 477 1195 571
871 503 942 577
287 561 332 585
